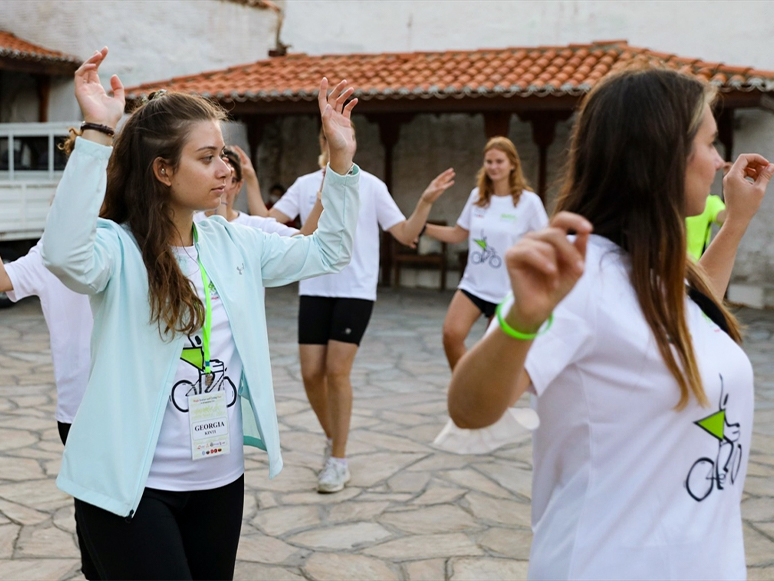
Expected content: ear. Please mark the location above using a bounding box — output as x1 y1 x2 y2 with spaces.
153 158 172 186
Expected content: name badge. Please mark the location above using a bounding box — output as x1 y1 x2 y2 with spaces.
189 389 230 460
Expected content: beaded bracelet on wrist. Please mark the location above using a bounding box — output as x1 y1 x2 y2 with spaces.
80 122 115 137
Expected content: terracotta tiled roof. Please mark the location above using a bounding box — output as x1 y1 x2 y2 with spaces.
126 40 774 103
0 31 80 68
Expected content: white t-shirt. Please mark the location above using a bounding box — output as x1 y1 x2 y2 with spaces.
145 246 244 492
5 242 92 424
520 235 752 580
457 189 548 304
273 169 405 300
194 210 299 236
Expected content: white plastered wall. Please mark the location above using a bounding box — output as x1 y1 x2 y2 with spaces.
0 0 280 120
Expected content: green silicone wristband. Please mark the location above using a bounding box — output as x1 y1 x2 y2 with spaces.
496 299 553 340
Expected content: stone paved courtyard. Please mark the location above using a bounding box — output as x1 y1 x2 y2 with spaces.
0 285 773 580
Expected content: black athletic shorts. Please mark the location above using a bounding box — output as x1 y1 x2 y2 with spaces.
59 422 100 581
75 475 244 580
461 289 498 319
298 295 375 346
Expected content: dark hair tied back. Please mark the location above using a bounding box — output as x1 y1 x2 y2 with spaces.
221 147 242 182
99 91 227 337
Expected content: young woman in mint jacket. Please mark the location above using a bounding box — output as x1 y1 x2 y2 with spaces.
41 47 360 580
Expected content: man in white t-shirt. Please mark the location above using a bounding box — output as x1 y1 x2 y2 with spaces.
258 125 454 492
0 242 97 579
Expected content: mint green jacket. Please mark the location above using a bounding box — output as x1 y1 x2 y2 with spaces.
42 137 359 517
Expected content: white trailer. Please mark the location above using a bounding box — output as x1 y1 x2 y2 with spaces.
0 122 78 307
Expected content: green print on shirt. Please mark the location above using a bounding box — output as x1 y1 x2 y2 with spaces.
178 281 219 371
171 336 237 413
207 280 218 300
181 345 204 370
695 409 726 441
471 233 502 268
685 374 743 502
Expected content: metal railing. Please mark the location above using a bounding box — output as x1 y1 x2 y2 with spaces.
0 122 78 182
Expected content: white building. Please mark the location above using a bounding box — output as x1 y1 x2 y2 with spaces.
2 0 773 304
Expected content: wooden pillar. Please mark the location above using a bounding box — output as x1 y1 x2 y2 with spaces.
483 111 511 138
244 115 267 165
532 116 556 202
35 75 51 122
716 107 734 162
517 111 572 201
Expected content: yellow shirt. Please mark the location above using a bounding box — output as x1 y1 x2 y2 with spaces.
686 195 725 260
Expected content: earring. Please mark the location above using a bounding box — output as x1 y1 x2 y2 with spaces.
161 169 166 175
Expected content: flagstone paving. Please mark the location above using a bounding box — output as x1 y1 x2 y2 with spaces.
1 285 773 580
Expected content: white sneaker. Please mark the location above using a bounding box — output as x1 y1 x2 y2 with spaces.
317 457 350 493
322 438 332 470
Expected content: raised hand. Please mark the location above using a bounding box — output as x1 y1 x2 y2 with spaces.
74 47 124 130
503 212 592 333
722 153 773 230
317 78 357 175
231 145 258 184
421 168 456 204
316 167 327 201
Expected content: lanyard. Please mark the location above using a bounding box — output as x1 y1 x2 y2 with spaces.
191 225 212 375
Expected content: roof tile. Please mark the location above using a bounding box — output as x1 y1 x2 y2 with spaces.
0 30 80 68
126 40 774 103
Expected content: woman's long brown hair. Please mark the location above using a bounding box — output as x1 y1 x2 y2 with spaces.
99 92 227 337
474 136 531 207
555 67 740 410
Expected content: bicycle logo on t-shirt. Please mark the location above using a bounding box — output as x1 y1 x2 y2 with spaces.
471 233 502 268
170 335 238 413
685 374 743 502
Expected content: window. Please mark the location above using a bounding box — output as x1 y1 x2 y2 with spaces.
13 136 49 171
0 130 70 175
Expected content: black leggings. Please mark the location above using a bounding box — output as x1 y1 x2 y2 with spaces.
75 475 244 580
58 422 100 580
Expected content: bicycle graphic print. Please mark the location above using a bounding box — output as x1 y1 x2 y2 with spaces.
685 374 743 502
170 335 238 413
471 233 502 268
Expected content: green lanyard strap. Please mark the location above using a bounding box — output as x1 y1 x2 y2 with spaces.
192 225 212 375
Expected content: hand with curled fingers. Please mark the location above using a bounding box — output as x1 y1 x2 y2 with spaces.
74 47 124 131
318 78 358 175
722 153 774 229
502 212 593 334
232 145 258 183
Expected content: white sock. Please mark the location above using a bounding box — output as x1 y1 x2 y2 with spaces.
330 456 347 468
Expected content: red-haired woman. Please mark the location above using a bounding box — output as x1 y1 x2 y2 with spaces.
426 137 548 372
426 137 547 453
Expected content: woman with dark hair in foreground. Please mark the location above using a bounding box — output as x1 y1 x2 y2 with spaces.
449 67 771 579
